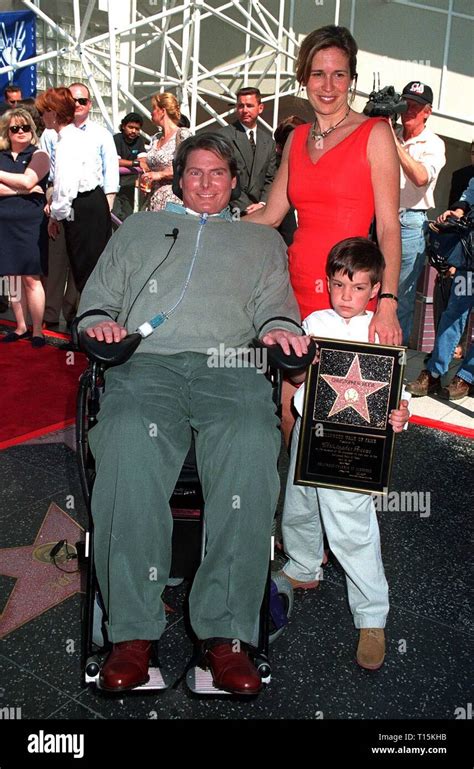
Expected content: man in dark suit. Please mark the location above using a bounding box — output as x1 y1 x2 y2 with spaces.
220 87 277 216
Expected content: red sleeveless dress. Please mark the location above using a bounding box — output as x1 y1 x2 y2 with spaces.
287 119 384 319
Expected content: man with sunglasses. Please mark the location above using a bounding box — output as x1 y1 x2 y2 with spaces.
69 83 119 211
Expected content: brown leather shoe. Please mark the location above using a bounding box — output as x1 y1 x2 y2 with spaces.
203 639 262 695
100 640 152 691
440 375 473 401
356 628 385 670
406 369 440 397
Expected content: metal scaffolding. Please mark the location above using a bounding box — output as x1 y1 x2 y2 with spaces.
0 1 471 137
1 0 315 132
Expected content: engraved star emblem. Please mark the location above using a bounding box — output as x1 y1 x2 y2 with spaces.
0 503 84 638
321 354 388 423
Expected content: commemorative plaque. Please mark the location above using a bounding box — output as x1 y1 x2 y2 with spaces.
295 338 406 494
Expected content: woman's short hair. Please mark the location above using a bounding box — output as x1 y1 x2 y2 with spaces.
326 237 385 286
296 25 358 85
35 87 76 126
0 108 39 150
151 92 181 125
172 133 239 200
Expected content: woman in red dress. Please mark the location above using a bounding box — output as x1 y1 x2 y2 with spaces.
248 25 401 443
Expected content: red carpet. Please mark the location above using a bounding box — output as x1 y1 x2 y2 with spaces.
0 338 87 449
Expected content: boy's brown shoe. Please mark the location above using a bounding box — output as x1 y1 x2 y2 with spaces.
356 628 385 670
440 375 473 401
278 570 320 590
406 370 440 397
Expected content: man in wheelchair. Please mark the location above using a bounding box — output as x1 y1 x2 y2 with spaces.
75 133 310 695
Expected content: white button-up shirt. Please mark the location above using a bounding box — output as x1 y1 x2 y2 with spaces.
78 119 120 195
50 124 103 221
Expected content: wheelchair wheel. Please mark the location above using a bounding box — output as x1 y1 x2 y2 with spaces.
268 573 294 644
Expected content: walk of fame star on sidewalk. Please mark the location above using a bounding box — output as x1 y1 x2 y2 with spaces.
321 353 388 422
0 502 84 638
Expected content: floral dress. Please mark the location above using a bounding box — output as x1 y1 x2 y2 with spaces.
145 127 192 211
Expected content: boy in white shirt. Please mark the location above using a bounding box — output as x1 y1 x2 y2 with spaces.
281 237 410 670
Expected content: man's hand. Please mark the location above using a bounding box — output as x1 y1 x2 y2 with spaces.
369 302 402 345
106 193 116 212
48 218 60 240
389 399 410 432
85 321 127 343
261 328 312 357
436 207 464 224
245 202 265 215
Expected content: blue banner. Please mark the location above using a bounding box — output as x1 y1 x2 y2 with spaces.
0 10 36 99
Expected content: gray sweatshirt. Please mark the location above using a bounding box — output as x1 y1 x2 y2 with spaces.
77 209 302 354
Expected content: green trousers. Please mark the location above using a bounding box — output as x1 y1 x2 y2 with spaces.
88 352 281 645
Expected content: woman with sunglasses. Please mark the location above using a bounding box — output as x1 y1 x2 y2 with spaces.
0 108 50 346
35 87 111 293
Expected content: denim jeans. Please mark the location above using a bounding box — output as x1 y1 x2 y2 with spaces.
426 271 473 382
457 344 474 384
398 210 428 346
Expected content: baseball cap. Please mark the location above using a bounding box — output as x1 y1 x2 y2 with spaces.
402 82 433 105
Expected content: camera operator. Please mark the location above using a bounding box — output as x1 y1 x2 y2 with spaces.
438 177 474 224
392 81 446 346
407 179 473 400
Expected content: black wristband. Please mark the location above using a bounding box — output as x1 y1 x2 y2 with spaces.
379 293 398 302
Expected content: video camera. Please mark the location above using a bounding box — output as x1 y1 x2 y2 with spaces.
427 213 473 273
363 74 407 125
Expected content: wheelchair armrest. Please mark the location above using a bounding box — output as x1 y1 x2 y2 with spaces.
77 331 142 367
253 338 316 372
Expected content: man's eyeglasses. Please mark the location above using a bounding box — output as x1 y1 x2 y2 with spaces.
9 124 32 134
73 97 89 106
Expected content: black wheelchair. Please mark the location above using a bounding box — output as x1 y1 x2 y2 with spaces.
74 326 315 695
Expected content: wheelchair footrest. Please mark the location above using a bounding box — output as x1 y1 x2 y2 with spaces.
134 667 169 691
186 666 234 696
85 657 169 691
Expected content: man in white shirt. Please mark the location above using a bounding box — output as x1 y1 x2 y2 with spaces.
69 83 119 210
394 81 446 345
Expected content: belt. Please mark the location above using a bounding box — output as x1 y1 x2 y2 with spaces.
76 185 101 198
